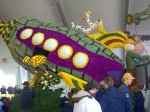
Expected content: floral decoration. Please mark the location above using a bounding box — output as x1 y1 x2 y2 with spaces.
29 70 60 90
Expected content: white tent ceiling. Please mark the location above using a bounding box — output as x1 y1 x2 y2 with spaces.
0 0 127 31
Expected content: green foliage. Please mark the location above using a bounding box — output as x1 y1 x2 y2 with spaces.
9 95 21 112
10 87 63 112
10 71 63 112
33 86 63 112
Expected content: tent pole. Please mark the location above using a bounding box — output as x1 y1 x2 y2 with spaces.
55 0 68 28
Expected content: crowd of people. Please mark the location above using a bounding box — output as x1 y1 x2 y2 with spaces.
60 72 150 112
0 81 34 112
0 84 21 112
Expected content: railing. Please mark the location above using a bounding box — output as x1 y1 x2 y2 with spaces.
0 93 14 98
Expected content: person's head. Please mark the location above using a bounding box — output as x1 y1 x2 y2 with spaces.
2 85 6 88
137 83 145 91
99 80 108 89
22 81 29 88
68 88 78 106
15 85 20 90
122 73 135 86
68 88 78 98
124 31 130 37
102 76 114 89
132 35 141 42
84 82 98 94
71 88 78 94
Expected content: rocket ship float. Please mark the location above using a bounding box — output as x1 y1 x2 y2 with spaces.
0 17 123 85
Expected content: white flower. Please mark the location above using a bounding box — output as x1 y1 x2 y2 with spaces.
44 80 48 84
43 86 46 90
44 73 48 76
52 69 56 72
49 75 52 78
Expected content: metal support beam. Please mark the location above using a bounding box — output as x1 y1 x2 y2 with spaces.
0 12 6 21
122 0 129 68
55 0 68 28
124 0 129 31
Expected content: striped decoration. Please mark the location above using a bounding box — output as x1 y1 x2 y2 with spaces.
59 71 88 90
87 29 128 50
23 55 46 67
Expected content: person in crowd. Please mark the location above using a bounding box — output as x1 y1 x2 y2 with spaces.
60 88 78 112
84 82 98 98
133 83 146 112
119 72 135 112
132 35 150 64
100 76 130 112
72 89 102 112
144 77 150 112
1 85 6 94
19 81 34 112
0 97 3 112
96 80 106 103
7 84 13 94
2 97 10 112
13 85 21 95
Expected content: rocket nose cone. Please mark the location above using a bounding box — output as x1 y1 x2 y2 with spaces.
0 21 6 34
0 20 16 45
0 22 9 45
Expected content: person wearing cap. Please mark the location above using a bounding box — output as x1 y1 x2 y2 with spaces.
19 81 34 112
72 82 102 112
100 76 130 112
119 72 135 112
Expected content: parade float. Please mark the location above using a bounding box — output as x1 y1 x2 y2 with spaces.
0 11 137 111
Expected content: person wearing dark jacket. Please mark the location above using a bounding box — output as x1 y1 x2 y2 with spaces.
7 85 13 94
60 96 73 112
96 80 106 104
100 76 130 112
133 83 145 112
19 81 34 112
14 85 21 95
60 88 78 112
1 85 6 94
119 73 135 112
